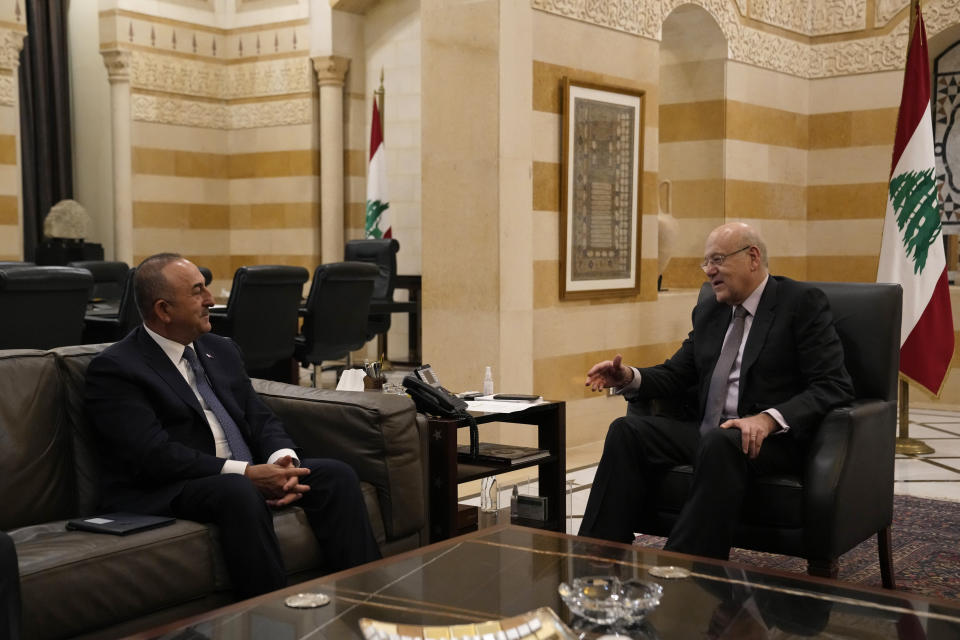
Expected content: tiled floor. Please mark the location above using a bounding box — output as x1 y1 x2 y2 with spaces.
463 406 960 535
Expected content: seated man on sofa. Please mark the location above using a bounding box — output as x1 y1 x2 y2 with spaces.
578 222 854 560
85 253 381 598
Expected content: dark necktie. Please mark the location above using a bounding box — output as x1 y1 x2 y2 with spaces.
182 346 253 463
700 306 749 435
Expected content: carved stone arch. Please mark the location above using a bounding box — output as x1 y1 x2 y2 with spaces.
659 0 740 54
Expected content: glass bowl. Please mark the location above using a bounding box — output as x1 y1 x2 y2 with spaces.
558 576 663 625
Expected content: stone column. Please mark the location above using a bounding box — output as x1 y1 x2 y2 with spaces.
100 49 133 265
312 55 350 263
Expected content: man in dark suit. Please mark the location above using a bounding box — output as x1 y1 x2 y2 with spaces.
578 222 854 559
85 253 380 598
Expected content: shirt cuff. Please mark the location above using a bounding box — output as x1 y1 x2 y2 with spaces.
763 408 790 434
221 460 248 475
613 367 643 395
267 448 299 467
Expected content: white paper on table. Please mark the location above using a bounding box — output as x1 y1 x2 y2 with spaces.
465 399 545 414
336 368 367 391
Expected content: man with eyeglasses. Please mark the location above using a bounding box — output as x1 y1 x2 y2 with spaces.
578 222 854 560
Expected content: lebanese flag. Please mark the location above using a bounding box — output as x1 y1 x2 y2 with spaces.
877 5 954 396
365 99 391 239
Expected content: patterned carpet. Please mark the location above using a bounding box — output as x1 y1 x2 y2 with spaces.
634 495 960 602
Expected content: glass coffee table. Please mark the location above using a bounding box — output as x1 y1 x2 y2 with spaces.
133 525 960 639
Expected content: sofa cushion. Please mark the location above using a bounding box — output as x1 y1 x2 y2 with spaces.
12 520 215 640
0 350 77 530
52 343 112 516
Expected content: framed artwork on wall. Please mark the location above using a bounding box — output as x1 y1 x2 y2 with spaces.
560 78 645 300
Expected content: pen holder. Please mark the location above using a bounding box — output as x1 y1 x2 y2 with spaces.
363 373 384 391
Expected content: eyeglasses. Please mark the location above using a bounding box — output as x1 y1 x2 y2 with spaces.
700 246 752 271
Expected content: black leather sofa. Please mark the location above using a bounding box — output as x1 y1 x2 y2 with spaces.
0 343 428 639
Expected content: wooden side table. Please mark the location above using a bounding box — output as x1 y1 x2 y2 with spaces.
426 401 566 542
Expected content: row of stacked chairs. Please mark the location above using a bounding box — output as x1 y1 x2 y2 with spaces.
0 239 400 385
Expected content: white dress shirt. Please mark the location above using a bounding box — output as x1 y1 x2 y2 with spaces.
143 326 298 473
619 275 790 433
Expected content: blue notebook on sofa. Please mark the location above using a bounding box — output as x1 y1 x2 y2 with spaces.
66 513 175 535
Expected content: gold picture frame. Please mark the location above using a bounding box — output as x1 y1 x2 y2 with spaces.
560 78 645 300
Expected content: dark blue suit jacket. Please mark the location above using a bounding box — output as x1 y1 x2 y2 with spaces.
85 327 299 513
634 276 855 440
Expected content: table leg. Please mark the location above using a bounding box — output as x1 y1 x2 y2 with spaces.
536 404 566 531
428 417 459 542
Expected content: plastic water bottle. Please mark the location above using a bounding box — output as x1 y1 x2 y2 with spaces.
483 366 494 396
480 476 499 513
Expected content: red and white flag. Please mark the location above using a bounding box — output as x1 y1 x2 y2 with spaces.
365 99 391 239
877 4 954 395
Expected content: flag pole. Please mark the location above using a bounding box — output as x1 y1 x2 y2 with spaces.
375 68 385 141
895 0 936 456
372 68 390 366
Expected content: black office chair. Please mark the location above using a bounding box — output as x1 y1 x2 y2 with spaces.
209 265 309 378
344 239 400 342
0 266 93 349
0 261 34 269
630 281 902 588
295 261 378 386
67 260 129 302
198 266 213 286
82 268 139 344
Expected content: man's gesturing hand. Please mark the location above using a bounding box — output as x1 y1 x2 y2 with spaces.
245 455 311 508
585 354 634 392
720 413 777 459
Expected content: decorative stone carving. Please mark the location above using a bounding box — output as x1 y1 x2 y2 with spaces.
924 0 960 38
0 75 14 107
876 0 909 27
530 0 959 78
230 98 313 128
312 55 350 87
750 0 808 33
131 93 313 129
130 51 313 99
750 0 864 36
132 93 228 128
0 28 26 71
810 0 866 34
809 21 909 77
101 49 132 83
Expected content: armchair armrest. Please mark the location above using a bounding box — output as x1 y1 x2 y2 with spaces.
802 399 897 557
250 380 427 545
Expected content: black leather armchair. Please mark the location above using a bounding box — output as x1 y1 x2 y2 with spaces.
0 266 93 349
344 239 400 342
67 260 130 302
631 281 902 588
82 268 139 344
209 265 309 376
295 261 378 385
